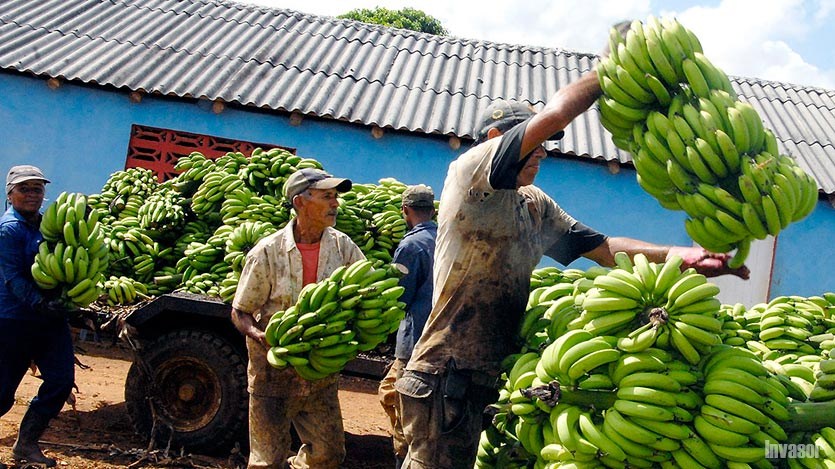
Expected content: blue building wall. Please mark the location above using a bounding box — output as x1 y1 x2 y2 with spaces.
1 71 831 298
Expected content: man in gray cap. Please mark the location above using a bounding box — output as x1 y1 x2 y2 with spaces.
377 184 437 469
395 24 750 469
1 165 75 468
231 168 364 469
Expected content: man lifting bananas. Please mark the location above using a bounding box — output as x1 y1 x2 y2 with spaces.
231 168 365 469
394 24 750 469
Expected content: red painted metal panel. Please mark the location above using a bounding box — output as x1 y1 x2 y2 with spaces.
125 125 295 181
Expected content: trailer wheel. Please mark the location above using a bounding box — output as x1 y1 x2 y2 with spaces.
125 329 248 454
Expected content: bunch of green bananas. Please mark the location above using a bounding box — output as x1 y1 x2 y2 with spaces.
598 17 819 268
223 221 277 273
136 185 187 232
560 252 724 366
800 427 835 468
695 345 792 463
217 271 240 304
172 152 217 191
264 259 406 381
103 275 149 305
190 171 246 216
32 192 109 307
475 422 530 469
219 187 289 227
749 297 828 355
809 360 835 402
530 266 572 290
98 167 159 203
237 147 321 196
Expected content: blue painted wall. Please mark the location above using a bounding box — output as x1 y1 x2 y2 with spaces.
1 71 831 297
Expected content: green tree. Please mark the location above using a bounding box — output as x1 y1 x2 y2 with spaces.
338 7 448 35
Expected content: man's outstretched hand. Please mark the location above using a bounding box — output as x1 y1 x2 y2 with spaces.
667 246 750 280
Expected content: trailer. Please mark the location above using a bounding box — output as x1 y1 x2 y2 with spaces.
119 291 389 453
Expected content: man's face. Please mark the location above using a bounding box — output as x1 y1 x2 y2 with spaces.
8 180 46 216
516 145 547 187
297 188 340 228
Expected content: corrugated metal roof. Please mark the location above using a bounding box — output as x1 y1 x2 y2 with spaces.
0 0 833 194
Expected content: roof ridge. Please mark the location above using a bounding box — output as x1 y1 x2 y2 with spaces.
124 0 600 57
731 74 835 97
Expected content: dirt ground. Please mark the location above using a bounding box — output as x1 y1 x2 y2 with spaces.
0 336 395 469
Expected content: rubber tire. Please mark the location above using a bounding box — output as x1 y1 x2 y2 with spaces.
125 329 248 454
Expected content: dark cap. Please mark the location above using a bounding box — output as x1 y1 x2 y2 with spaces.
474 99 565 143
402 184 435 208
284 168 352 200
6 165 50 194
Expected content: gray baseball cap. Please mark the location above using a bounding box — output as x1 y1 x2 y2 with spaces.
474 99 565 143
284 168 352 199
402 184 435 208
6 165 50 194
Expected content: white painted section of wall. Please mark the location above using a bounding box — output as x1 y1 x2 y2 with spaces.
709 237 775 308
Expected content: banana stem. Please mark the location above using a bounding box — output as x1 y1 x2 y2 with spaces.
782 401 835 431
523 382 617 409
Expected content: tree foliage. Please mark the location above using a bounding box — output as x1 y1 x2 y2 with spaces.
338 7 448 36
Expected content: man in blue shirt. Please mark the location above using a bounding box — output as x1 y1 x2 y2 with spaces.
378 184 437 469
0 165 74 468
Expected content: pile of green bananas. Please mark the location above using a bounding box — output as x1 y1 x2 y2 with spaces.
32 192 108 307
598 16 819 267
343 179 409 263
474 258 835 469
264 259 406 380
81 146 435 305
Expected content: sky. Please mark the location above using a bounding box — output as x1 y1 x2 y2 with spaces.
232 0 835 90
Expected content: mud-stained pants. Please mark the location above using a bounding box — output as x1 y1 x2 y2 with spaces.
378 359 407 458
247 382 345 469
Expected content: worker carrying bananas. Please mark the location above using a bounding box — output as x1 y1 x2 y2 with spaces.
377 184 438 469
394 23 751 469
230 168 365 469
0 165 76 468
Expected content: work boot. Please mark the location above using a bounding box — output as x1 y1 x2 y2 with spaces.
12 408 57 467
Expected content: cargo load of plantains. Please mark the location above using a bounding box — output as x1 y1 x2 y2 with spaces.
31 148 435 308
476 254 835 468
597 16 819 268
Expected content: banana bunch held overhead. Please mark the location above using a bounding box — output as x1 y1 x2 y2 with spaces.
598 16 819 268
33 191 109 307
264 259 407 381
